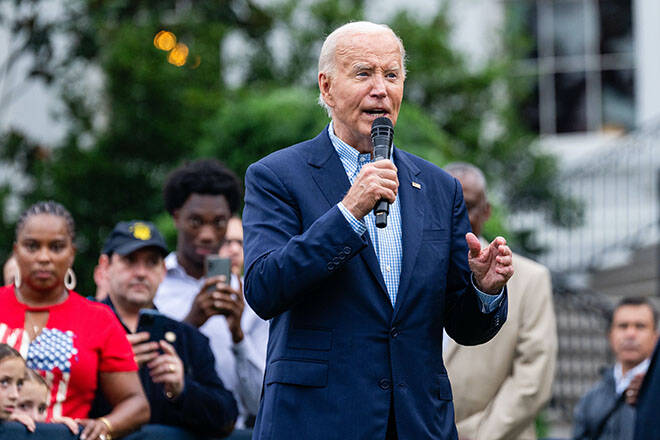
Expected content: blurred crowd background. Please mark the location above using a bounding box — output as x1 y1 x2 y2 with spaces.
0 0 658 438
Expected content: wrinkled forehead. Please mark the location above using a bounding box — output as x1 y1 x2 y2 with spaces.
335 30 404 66
611 304 656 328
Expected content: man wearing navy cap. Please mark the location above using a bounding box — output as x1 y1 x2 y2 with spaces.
91 220 237 437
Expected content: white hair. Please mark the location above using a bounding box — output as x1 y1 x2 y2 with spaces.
317 21 407 117
444 162 488 193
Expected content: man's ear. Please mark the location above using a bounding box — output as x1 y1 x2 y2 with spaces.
318 72 335 108
94 255 111 295
97 254 110 272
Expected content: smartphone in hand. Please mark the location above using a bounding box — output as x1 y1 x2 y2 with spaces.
137 309 173 344
205 255 232 282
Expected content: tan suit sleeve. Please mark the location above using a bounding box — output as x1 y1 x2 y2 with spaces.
470 264 557 440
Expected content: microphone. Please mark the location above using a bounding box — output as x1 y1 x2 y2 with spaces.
371 117 394 229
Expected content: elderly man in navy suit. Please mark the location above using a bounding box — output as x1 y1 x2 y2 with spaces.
243 21 514 440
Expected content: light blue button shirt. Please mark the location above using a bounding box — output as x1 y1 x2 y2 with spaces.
614 358 650 395
329 122 504 310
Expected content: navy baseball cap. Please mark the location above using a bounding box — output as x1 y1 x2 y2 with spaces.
102 220 168 257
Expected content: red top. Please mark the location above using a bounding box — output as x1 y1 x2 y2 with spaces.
0 285 137 420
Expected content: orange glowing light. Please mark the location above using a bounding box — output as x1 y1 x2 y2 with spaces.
154 30 176 51
167 43 189 67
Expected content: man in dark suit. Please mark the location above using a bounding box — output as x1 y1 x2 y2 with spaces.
243 21 513 440
93 220 238 438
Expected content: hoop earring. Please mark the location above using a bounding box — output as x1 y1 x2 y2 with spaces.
64 268 76 291
13 266 21 289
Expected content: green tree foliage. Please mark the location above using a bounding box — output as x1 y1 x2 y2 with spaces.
0 0 268 291
1 0 573 293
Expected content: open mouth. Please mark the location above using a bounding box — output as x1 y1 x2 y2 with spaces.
363 109 388 117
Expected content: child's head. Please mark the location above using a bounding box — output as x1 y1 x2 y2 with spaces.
15 369 49 422
0 343 26 421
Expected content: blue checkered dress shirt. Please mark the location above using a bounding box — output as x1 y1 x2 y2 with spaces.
330 123 504 311
330 123 402 305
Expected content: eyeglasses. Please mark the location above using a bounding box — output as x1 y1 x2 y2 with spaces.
222 238 243 247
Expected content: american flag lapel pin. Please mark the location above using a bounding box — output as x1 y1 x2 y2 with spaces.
412 181 421 189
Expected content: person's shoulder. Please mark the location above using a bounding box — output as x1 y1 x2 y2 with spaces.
0 285 13 297
71 293 116 316
251 129 329 170
398 149 453 177
67 294 123 328
0 285 16 307
582 368 615 400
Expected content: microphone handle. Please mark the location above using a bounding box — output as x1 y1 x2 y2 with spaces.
374 199 389 228
373 147 390 229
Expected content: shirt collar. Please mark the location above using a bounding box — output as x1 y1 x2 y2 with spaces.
613 358 651 395
165 252 192 278
328 122 396 177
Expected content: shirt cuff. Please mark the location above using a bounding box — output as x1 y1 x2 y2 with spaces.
337 202 367 236
471 273 505 313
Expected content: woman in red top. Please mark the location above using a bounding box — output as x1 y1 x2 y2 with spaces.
0 201 149 440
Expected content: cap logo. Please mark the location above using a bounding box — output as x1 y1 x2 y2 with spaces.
130 222 152 241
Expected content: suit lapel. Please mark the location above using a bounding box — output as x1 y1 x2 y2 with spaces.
306 130 351 208
307 129 388 297
392 149 424 321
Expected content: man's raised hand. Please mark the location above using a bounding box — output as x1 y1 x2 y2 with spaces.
466 233 514 294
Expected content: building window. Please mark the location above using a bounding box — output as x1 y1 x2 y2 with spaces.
507 0 635 135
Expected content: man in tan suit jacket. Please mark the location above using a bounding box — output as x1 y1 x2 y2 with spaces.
444 163 557 440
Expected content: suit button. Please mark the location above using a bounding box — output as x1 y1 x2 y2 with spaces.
327 263 335 271
378 378 391 390
343 246 352 255
390 327 399 338
332 257 341 264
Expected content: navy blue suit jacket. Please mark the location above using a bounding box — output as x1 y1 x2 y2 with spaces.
634 340 660 440
243 128 508 439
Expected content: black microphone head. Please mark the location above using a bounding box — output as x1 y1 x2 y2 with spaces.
371 117 393 138
371 117 393 160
